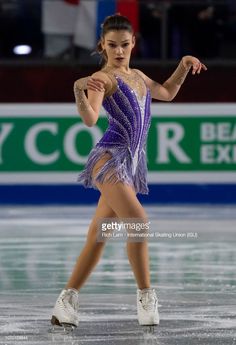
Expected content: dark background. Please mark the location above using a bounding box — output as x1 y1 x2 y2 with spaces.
0 0 236 102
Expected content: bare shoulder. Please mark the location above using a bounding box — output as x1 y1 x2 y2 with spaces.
132 68 148 80
91 70 110 82
133 68 161 89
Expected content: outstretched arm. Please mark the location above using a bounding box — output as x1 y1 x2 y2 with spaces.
74 71 110 127
135 56 207 101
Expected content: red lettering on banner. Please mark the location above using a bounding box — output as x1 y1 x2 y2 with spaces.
64 0 80 5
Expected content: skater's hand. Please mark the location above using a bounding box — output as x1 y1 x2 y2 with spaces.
87 77 106 92
74 76 106 92
182 55 207 75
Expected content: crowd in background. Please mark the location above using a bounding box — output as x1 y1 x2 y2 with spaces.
0 0 236 60
139 1 232 59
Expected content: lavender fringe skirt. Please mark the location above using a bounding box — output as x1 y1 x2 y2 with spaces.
77 144 149 195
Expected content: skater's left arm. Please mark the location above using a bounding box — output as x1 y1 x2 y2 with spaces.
135 56 207 102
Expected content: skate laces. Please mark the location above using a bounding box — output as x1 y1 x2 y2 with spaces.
139 288 157 312
61 289 79 312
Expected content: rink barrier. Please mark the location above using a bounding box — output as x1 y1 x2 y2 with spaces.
0 184 236 204
1 103 236 204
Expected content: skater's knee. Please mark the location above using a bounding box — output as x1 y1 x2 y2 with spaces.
85 221 107 246
95 182 141 216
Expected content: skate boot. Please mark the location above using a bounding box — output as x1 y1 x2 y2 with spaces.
137 288 159 326
50 288 79 332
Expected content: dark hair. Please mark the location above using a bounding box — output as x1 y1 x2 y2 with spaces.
95 13 133 66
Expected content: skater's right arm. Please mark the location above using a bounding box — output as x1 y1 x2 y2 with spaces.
73 72 111 127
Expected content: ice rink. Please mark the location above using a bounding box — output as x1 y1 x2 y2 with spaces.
0 205 235 345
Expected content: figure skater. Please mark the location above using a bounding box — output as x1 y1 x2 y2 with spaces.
50 14 207 330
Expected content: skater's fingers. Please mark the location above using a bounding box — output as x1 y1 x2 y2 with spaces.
192 63 200 75
90 77 107 86
87 80 105 92
197 63 208 74
87 85 104 92
88 78 106 90
90 78 106 90
197 64 202 74
87 84 105 92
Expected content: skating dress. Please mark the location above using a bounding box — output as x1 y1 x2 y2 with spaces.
76 69 152 195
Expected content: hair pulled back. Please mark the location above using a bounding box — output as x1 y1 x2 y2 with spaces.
95 13 133 66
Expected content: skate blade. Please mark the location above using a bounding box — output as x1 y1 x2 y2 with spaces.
49 324 75 334
142 325 156 333
49 316 76 334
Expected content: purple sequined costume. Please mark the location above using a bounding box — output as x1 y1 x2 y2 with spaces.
77 74 151 195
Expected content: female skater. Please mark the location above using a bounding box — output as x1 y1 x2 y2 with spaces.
51 14 207 329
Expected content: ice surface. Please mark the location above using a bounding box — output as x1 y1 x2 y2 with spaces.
0 205 235 344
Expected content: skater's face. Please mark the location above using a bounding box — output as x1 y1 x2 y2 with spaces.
101 30 135 67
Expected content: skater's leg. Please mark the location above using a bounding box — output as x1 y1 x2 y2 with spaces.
51 199 116 329
93 178 159 327
126 240 150 290
94 178 151 290
65 194 117 290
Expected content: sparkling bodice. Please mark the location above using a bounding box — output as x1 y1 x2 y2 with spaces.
95 69 152 175
77 69 152 194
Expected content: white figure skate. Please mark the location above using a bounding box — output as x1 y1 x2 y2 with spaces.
50 288 79 333
137 288 159 326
